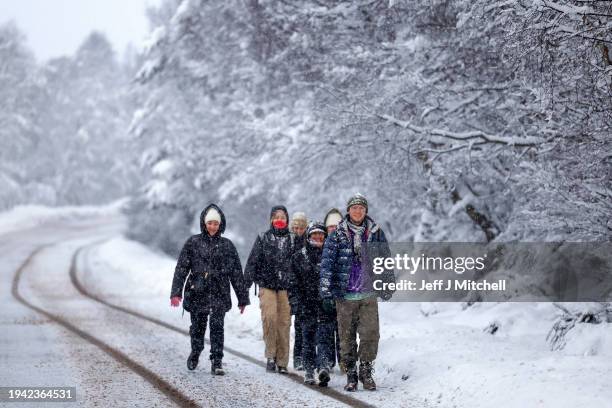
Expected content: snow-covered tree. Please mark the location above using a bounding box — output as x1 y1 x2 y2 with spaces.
0 22 52 209
130 0 611 256
1 25 141 210
39 31 140 204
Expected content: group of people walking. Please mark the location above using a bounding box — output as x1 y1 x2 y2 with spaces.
169 194 395 391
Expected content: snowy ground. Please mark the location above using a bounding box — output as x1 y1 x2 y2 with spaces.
2 204 611 407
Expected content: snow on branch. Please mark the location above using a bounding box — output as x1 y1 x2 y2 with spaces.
376 113 546 147
537 0 593 19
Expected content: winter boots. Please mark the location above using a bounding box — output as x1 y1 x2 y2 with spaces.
264 357 287 374
359 361 376 391
344 362 358 392
317 367 330 387
188 352 226 376
187 351 201 371
304 370 316 385
211 359 225 376
271 358 288 374
266 358 277 372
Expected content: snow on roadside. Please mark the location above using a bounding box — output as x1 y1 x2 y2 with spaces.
85 236 612 408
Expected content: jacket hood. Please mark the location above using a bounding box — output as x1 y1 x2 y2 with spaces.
200 203 226 235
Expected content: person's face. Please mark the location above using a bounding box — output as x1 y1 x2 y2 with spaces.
271 210 287 223
292 224 307 237
326 225 337 235
309 232 325 247
348 204 366 224
206 220 220 236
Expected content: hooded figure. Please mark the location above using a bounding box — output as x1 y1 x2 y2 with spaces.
244 205 294 291
170 203 250 375
244 205 295 374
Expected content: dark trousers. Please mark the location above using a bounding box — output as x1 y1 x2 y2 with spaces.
293 312 303 364
301 311 340 372
301 315 318 372
317 320 338 369
189 308 226 361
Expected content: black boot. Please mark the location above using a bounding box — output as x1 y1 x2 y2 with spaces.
344 362 358 392
266 358 276 372
358 361 376 391
187 351 201 371
211 359 225 376
318 367 330 387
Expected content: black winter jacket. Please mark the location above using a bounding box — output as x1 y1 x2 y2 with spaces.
244 205 295 291
170 204 250 313
289 241 327 318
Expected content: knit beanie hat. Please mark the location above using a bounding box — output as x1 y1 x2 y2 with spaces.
291 211 308 228
324 210 343 228
307 221 326 237
204 207 222 223
346 193 368 213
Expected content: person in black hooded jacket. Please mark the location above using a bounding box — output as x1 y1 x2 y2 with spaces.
170 203 250 375
244 205 295 374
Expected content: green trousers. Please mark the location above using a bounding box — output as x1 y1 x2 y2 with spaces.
335 295 380 365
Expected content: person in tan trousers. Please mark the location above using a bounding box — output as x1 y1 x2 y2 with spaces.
245 205 295 373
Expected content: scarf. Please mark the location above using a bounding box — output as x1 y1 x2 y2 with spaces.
347 219 366 257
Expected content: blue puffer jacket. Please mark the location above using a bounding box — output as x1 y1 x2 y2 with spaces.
320 215 395 300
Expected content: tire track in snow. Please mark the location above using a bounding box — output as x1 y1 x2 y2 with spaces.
11 245 200 408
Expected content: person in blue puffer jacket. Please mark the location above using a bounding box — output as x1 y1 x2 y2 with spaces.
319 194 395 392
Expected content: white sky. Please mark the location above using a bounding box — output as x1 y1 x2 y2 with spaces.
0 0 162 62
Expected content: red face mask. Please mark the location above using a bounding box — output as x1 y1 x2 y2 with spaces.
272 219 287 229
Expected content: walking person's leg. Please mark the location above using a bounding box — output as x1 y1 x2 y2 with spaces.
188 309 208 370
356 297 380 390
336 299 360 391
317 321 335 367
316 318 335 386
275 289 291 372
209 308 226 375
259 288 279 371
301 316 317 384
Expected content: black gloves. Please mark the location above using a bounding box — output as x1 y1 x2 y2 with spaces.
321 298 335 314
